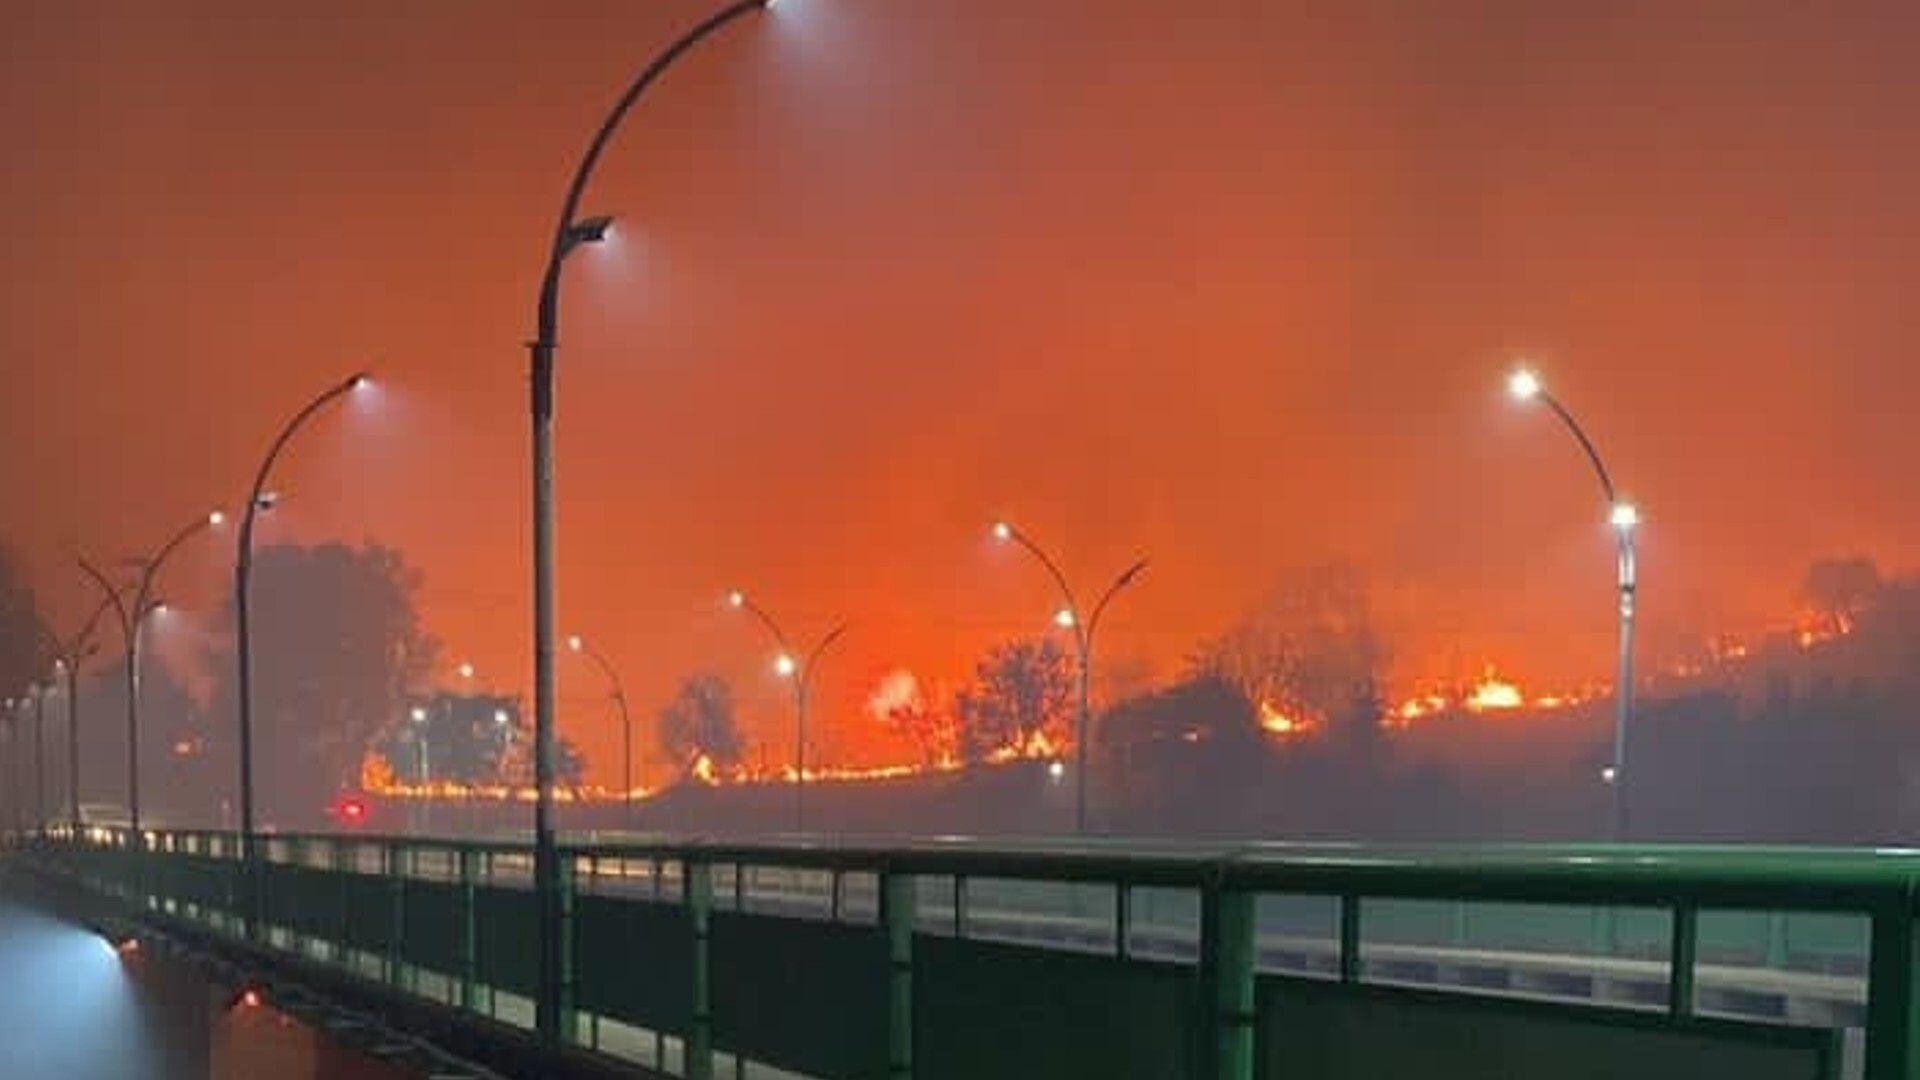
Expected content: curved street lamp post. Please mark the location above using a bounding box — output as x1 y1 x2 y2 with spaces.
78 510 221 834
30 682 47 831
726 592 846 832
524 0 776 1046
234 371 368 932
567 634 635 827
40 606 109 830
1508 368 1639 840
991 521 1148 835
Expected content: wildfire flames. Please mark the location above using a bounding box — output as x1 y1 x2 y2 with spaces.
362 607 1859 803
1257 700 1309 736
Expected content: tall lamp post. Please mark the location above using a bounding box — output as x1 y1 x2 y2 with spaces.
29 679 47 831
235 372 368 924
1507 368 1640 840
991 521 1148 835
567 634 635 828
40 607 109 831
524 0 776 1046
3 698 19 834
79 512 220 834
725 592 845 832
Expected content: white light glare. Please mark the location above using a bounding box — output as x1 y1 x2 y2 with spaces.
1507 369 1543 401
1053 608 1077 629
1047 761 1065 782
1610 503 1640 530
727 590 746 609
774 653 798 678
567 635 584 652
991 521 1012 541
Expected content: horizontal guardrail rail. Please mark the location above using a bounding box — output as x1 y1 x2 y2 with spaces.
11 825 1916 1080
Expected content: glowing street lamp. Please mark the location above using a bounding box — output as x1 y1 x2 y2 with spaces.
565 633 636 826
1505 366 1640 839
724 589 846 831
77 507 224 834
1507 368 1543 402
235 371 370 933
523 0 778 1044
37 605 110 831
990 520 1149 834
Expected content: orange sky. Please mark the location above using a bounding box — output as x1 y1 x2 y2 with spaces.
4 1 1918 784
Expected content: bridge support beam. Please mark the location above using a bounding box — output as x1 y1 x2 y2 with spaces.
1200 885 1255 1080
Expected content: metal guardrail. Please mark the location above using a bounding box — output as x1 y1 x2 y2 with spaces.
14 826 1919 1080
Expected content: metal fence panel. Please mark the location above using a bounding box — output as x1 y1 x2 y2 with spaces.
915 934 1197 1080
1255 976 1840 1080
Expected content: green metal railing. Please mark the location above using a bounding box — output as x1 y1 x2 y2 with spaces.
16 826 1918 1080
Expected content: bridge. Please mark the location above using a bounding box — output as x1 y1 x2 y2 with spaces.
8 827 1917 1079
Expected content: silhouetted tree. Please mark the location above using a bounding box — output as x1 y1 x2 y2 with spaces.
1192 563 1388 738
657 674 744 778
869 670 955 768
0 544 43 697
1802 556 1883 632
202 542 440 829
369 692 575 786
1098 674 1262 830
486 696 586 788
954 637 1074 763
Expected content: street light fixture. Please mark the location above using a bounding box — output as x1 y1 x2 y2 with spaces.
1505 365 1640 840
990 520 1149 835
77 507 224 834
523 0 776 1044
725 590 846 831
38 604 110 831
566 633 636 827
235 371 369 935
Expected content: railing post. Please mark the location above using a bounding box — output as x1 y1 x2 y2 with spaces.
1339 894 1363 983
242 831 261 944
557 853 578 1045
882 871 915 1079
1866 901 1919 1080
386 842 406 988
459 847 480 1011
1766 912 1790 969
328 839 347 965
1199 881 1255 1080
1668 904 1697 1018
687 858 714 1080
